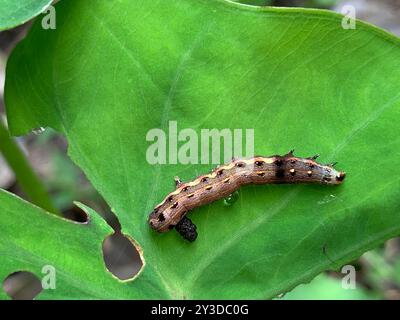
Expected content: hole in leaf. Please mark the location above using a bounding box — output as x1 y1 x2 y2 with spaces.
62 205 89 223
5 127 121 230
102 232 144 281
3 271 42 300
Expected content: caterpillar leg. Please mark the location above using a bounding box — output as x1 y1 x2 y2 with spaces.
175 216 197 242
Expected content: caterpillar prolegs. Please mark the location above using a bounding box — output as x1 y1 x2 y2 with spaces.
148 151 346 242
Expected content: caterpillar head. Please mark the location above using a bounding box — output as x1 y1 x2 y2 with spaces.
148 208 172 232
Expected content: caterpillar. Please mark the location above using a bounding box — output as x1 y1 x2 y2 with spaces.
148 150 346 242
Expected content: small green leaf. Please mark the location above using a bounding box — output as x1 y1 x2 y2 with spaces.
0 0 53 31
0 190 158 299
4 0 400 299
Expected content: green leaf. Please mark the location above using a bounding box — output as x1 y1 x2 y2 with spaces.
0 0 53 31
0 189 157 299
4 0 400 299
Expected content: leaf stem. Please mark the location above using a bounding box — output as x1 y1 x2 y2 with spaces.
0 120 60 215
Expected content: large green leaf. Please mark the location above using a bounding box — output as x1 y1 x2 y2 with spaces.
3 0 400 299
0 0 53 31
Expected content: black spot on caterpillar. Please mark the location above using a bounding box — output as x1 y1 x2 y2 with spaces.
148 150 346 241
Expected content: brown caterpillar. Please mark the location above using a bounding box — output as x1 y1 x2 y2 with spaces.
148 151 346 242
